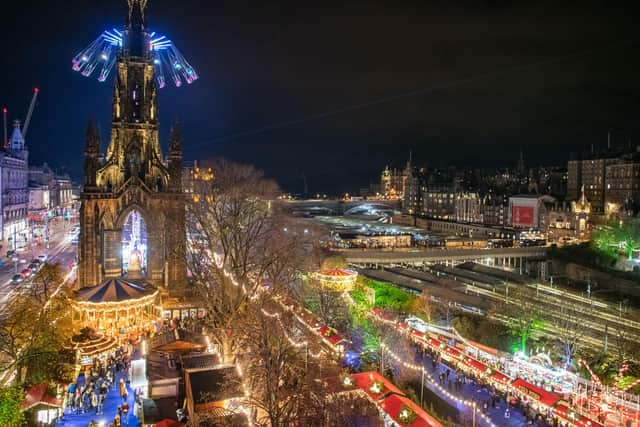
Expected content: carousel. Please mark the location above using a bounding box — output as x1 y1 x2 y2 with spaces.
73 277 160 343
312 268 358 291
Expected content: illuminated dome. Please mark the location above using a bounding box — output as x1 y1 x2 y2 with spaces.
312 269 358 291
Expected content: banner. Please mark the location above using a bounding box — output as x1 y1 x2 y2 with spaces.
512 206 534 227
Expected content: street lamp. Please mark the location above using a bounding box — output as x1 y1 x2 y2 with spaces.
420 368 426 408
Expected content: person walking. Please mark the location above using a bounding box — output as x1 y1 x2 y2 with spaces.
119 378 127 403
122 400 130 426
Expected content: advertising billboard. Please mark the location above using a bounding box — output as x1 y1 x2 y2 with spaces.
512 205 534 227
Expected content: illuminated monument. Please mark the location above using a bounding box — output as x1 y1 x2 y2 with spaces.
76 0 196 290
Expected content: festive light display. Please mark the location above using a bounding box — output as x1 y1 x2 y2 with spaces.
380 342 498 427
72 9 198 88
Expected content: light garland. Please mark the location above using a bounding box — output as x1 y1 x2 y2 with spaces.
260 307 324 358
380 342 497 427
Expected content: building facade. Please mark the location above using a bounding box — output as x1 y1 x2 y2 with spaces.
604 162 640 214
566 158 617 213
78 3 186 289
0 120 29 244
454 193 481 223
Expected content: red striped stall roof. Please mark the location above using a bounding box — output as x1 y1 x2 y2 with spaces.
379 394 444 427
553 404 604 427
511 378 560 407
351 371 404 400
463 357 487 372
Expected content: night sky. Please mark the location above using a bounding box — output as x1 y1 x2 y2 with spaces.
1 0 639 194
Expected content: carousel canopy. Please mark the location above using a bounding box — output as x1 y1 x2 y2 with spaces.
75 277 156 303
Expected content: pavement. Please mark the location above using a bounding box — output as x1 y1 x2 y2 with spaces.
411 346 546 427
58 371 140 427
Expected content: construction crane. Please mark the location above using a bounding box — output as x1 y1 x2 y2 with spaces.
22 87 39 139
2 106 7 149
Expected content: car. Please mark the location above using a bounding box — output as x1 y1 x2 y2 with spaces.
31 258 41 264
28 263 39 272
6 250 15 257
11 274 23 284
20 268 31 278
37 254 48 263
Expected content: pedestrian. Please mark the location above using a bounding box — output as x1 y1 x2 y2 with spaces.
483 401 488 414
119 378 127 403
446 368 450 380
91 391 98 413
122 401 130 426
504 408 510 419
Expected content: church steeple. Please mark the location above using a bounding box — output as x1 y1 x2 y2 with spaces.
83 118 101 187
96 0 168 191
124 0 149 57
168 122 183 191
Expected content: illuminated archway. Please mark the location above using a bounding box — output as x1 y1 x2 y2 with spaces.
121 209 148 278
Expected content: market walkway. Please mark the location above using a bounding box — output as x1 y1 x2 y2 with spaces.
58 371 140 427
414 346 546 427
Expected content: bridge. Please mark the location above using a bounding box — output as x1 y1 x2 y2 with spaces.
340 246 548 268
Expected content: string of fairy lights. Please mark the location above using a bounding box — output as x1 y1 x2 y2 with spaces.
260 307 325 358
380 342 498 427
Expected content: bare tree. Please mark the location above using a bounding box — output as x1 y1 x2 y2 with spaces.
553 302 591 369
30 262 65 303
496 286 543 354
185 159 317 362
232 299 336 427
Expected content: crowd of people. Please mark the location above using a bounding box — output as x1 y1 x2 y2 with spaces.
64 346 138 427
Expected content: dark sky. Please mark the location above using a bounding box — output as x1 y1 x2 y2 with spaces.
1 0 639 194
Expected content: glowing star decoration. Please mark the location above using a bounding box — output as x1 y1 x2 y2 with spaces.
72 27 198 89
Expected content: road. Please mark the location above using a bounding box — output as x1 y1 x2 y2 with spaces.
0 219 78 308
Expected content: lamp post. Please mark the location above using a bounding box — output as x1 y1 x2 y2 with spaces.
472 401 476 427
420 368 425 408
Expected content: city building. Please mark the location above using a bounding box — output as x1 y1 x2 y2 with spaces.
604 161 640 215
29 163 74 215
454 192 481 223
508 194 555 229
380 159 411 199
402 166 425 215
541 186 591 242
0 120 29 245
421 183 458 220
28 185 50 211
567 157 617 213
480 194 508 227
77 1 186 290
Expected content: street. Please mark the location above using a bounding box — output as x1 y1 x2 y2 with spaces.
0 218 78 307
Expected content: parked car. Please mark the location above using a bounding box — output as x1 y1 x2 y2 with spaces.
28 263 39 273
11 274 23 284
20 268 31 278
37 254 48 263
6 250 15 258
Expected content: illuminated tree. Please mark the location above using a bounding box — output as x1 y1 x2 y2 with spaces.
184 159 317 362
0 289 73 384
234 299 338 427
